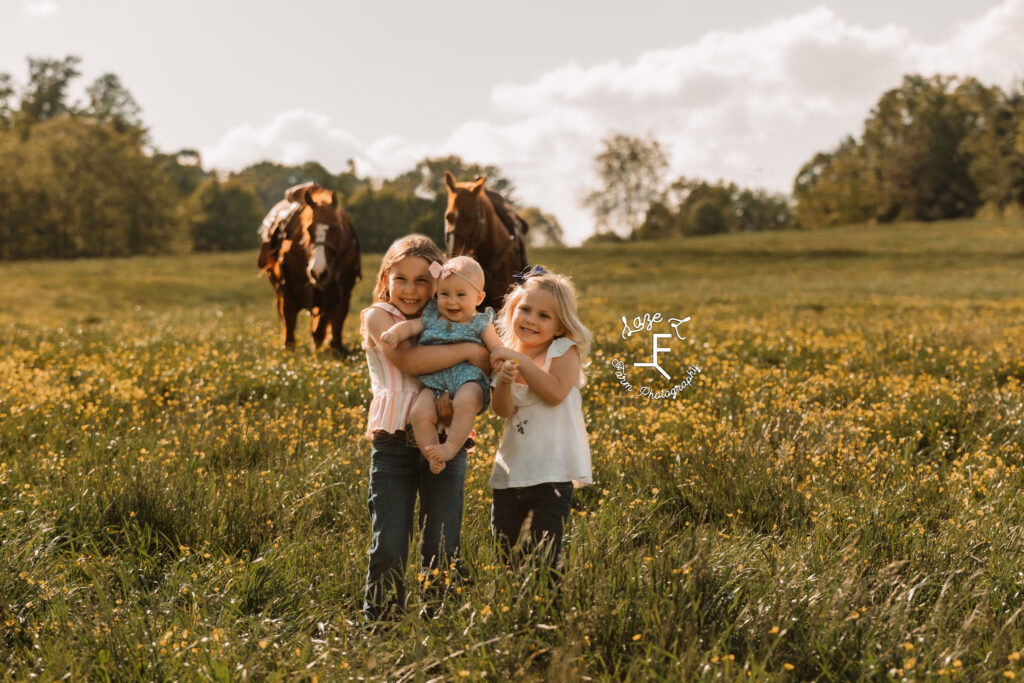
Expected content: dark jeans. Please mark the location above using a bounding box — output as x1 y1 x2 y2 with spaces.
363 432 467 619
491 482 574 571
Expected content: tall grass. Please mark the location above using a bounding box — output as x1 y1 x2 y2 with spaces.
3 219 1024 679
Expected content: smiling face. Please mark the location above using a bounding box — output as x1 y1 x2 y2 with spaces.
436 273 485 324
510 287 565 352
386 256 435 318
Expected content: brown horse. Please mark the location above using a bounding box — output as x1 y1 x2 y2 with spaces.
443 171 528 311
259 184 361 353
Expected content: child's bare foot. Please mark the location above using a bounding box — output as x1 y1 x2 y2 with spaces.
425 442 458 467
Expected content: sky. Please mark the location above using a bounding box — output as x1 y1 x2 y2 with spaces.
3 0 1024 244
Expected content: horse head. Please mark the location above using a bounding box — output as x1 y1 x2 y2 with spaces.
301 188 351 290
444 171 489 257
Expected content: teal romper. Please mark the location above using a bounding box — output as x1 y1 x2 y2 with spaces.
417 299 493 412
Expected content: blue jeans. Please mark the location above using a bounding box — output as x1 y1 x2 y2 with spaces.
363 432 467 619
491 482 574 571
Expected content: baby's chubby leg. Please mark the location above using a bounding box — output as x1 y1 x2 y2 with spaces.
424 383 483 468
409 388 440 460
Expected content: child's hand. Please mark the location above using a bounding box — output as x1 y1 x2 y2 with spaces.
490 346 518 365
380 330 400 347
495 359 519 385
427 449 453 473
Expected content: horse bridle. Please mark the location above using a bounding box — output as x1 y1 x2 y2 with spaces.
307 223 348 289
446 197 489 257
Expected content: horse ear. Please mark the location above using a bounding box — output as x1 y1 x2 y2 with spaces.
445 171 457 193
304 189 316 207
470 176 486 194
330 191 338 207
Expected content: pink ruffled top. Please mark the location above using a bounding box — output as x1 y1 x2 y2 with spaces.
360 302 421 439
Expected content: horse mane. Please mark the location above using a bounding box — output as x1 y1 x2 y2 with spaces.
484 189 528 239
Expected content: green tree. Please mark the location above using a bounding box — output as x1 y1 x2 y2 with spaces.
634 201 680 240
688 199 728 236
334 158 366 202
154 149 209 199
84 73 144 139
861 74 978 221
0 73 14 130
0 131 26 259
955 78 1024 211
230 161 366 210
232 162 310 209
634 175 792 239
670 178 737 235
581 133 669 238
345 185 428 253
17 56 82 128
385 155 516 201
0 116 182 259
793 138 875 228
0 57 192 260
519 206 565 247
186 177 266 252
581 231 626 246
734 188 792 232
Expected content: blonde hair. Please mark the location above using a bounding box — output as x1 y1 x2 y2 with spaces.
496 270 592 385
372 234 445 303
442 255 485 292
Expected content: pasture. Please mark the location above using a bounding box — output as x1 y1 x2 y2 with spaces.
3 219 1024 680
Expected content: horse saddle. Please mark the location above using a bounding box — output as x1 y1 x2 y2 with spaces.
284 181 321 203
258 199 304 246
485 189 529 242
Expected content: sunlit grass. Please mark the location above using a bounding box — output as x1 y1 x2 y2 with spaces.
3 219 1024 679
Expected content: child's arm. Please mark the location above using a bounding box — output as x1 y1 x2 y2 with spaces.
480 323 503 352
380 318 424 348
364 307 490 375
491 360 518 418
490 345 579 406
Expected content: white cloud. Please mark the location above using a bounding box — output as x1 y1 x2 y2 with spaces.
204 0 1024 244
201 109 370 175
913 0 1024 84
481 0 1024 243
22 0 58 16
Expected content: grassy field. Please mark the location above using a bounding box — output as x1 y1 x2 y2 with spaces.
3 219 1024 680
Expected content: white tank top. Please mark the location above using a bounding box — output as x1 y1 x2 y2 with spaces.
489 337 592 489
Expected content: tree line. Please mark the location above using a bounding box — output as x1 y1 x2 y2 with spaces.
794 74 1024 228
582 74 1024 242
4 56 1023 260
0 56 565 261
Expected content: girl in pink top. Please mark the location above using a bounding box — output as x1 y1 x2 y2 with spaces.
359 234 490 620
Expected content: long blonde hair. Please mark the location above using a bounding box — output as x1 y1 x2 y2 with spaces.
372 234 445 303
496 270 591 385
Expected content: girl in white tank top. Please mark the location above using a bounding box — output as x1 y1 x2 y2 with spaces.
488 268 593 571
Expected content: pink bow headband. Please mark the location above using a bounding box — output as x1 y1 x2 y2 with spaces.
429 261 482 292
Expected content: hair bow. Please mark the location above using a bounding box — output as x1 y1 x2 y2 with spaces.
512 265 547 284
429 261 456 279
429 260 483 292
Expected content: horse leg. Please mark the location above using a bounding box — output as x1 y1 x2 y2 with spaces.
311 308 329 350
279 294 299 350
